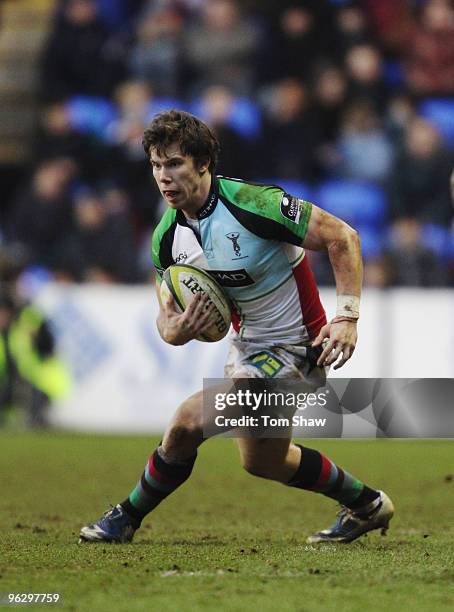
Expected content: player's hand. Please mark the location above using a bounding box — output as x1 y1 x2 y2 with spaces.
160 292 217 345
311 320 358 370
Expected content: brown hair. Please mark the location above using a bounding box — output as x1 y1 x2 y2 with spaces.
142 109 220 173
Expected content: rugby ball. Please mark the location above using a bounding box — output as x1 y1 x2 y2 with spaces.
160 264 232 342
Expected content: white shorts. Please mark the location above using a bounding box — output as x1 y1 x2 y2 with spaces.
224 336 328 388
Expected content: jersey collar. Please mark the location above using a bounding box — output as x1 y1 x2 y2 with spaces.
175 176 218 225
197 175 218 219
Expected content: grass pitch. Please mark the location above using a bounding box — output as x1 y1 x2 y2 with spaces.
1 432 453 611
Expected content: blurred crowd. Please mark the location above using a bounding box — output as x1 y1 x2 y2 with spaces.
1 0 454 288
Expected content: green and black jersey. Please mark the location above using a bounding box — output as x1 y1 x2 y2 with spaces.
152 176 326 344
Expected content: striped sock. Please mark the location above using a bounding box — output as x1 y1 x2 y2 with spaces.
288 445 379 509
121 446 197 522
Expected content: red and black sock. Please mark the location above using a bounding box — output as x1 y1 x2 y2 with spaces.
287 445 380 510
121 446 197 522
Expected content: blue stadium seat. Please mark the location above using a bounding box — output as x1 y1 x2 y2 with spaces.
418 98 454 148
94 0 127 30
145 98 189 121
256 179 313 202
190 97 261 140
228 97 261 139
383 59 404 88
421 223 453 260
315 179 388 227
356 225 385 261
66 96 118 138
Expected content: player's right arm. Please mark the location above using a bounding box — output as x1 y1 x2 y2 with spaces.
302 204 361 369
155 285 216 345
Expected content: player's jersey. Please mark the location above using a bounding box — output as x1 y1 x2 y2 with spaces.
152 176 326 344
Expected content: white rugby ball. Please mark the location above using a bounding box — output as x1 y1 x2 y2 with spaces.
160 264 232 342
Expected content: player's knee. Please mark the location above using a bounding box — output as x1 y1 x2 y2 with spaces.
168 417 202 445
168 398 203 443
241 456 275 480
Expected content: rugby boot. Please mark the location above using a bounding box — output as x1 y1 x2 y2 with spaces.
79 504 140 543
307 491 394 544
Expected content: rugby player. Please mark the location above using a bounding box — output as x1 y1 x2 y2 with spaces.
80 110 394 544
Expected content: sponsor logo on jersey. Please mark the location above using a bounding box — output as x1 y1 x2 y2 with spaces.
208 269 254 287
175 251 188 263
225 232 242 257
280 194 302 224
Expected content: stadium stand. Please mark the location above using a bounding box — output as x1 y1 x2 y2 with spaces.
0 0 453 287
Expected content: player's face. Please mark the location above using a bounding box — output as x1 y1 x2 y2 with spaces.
150 143 209 211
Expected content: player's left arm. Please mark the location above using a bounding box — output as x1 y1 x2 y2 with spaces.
302 204 362 369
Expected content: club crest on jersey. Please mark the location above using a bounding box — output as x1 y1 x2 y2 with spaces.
225 232 242 257
280 194 301 224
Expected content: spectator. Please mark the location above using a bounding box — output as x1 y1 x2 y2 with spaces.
363 258 391 289
334 98 395 183
0 288 70 428
197 85 253 178
0 166 26 232
40 0 127 100
385 93 417 146
362 0 414 55
108 80 152 155
344 43 388 112
311 64 349 175
183 0 260 96
385 217 449 286
403 0 454 97
60 187 141 283
260 5 333 84
313 64 349 141
129 3 184 97
32 102 107 181
104 80 160 227
334 1 373 54
0 243 29 286
6 159 76 270
388 117 454 226
257 78 319 181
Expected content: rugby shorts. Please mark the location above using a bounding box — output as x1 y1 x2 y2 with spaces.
224 338 328 387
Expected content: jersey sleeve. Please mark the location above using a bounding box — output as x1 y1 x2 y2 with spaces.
218 178 312 246
151 231 164 282
150 208 178 280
